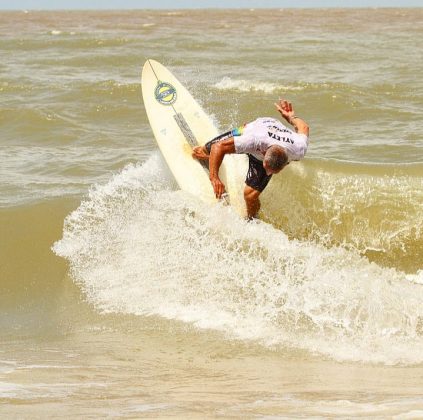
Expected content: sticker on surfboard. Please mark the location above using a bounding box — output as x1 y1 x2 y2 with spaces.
154 81 177 106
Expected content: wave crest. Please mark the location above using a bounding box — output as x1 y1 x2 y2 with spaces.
213 77 305 94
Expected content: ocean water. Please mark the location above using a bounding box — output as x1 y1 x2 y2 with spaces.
1 8 423 418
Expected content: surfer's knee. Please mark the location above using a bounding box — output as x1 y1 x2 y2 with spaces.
244 186 260 201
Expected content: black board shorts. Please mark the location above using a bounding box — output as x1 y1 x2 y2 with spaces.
205 131 272 193
245 154 272 192
204 130 233 154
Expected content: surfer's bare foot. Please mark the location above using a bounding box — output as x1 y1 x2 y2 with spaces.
192 146 210 160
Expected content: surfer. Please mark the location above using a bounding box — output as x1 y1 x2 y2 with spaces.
192 99 309 219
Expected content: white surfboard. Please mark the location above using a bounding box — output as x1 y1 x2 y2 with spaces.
141 59 246 214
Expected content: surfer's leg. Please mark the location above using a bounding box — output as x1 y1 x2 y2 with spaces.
244 185 261 220
243 156 272 219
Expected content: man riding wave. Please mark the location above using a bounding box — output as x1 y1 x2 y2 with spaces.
192 99 310 219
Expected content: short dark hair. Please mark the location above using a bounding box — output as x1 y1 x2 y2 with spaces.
264 146 288 171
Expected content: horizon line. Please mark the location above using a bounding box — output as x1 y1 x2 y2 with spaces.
2 5 422 10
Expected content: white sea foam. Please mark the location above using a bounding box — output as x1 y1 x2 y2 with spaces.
228 395 423 418
53 153 423 365
406 270 423 285
0 381 106 399
0 382 25 398
0 361 17 375
214 77 304 94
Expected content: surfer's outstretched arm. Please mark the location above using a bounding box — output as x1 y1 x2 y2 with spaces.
209 138 235 199
274 99 309 137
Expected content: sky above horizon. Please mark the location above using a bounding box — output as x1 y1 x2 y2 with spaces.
1 0 422 10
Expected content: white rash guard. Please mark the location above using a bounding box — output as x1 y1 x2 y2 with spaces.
233 117 309 162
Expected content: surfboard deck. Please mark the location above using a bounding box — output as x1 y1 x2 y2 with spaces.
141 59 246 214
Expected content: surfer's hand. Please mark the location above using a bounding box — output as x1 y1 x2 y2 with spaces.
210 176 226 199
275 99 295 122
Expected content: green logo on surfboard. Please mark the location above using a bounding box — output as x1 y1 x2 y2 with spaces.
155 81 177 106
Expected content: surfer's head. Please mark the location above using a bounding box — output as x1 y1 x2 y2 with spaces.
263 145 289 175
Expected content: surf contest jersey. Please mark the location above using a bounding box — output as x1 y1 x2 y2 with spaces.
233 117 309 162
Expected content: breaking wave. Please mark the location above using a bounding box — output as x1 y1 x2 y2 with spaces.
52 153 423 365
